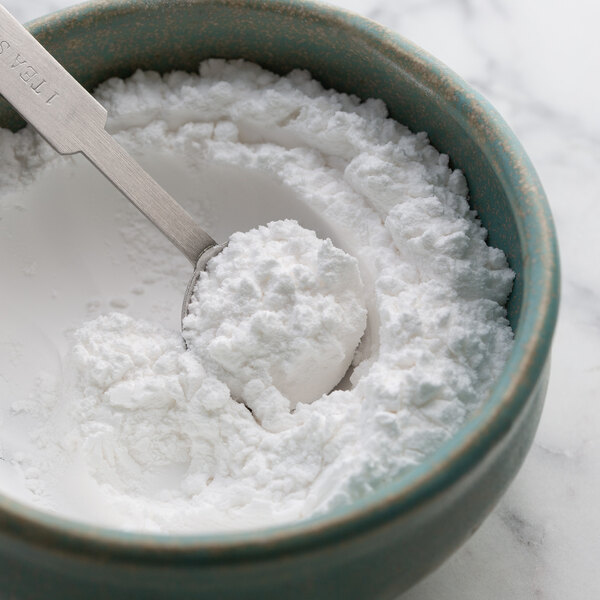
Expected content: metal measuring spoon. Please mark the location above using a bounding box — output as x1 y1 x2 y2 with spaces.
0 4 224 326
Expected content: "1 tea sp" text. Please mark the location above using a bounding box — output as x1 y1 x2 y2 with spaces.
0 39 59 105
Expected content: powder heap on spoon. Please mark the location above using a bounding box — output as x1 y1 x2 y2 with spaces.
183 220 367 412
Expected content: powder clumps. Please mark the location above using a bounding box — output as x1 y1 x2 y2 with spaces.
183 219 367 411
3 59 515 533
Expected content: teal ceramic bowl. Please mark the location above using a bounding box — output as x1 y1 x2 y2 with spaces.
0 1 559 598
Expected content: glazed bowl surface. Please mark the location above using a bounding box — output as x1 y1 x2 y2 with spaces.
0 1 559 599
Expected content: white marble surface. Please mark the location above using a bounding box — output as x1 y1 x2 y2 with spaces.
4 0 599 598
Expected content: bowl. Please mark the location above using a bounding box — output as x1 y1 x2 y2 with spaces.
0 1 560 598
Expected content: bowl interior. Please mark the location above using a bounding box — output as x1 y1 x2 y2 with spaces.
0 0 558 554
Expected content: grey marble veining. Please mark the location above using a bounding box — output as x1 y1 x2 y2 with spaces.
3 0 598 598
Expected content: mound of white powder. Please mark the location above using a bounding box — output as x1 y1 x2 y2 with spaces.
183 220 367 412
2 60 515 533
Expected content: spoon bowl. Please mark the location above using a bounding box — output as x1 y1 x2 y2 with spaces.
181 242 226 326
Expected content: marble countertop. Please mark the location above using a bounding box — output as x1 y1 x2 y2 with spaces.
4 1 598 598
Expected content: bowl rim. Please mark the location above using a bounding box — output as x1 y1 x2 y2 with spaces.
0 0 560 563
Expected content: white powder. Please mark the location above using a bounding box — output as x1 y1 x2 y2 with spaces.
183 219 367 411
0 60 514 533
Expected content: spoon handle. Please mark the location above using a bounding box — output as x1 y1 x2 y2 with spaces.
80 128 217 265
0 4 216 265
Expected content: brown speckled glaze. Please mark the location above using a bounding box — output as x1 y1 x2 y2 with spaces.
0 1 559 599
